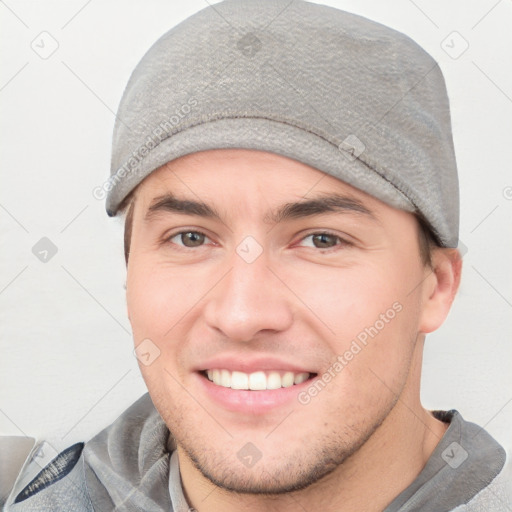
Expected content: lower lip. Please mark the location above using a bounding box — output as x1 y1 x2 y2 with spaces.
195 372 315 414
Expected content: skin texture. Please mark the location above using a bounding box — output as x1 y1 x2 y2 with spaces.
126 149 462 512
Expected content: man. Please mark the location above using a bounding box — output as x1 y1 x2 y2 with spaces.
5 0 510 510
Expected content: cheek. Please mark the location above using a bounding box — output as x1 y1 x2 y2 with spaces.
126 257 194 341
126 256 218 384
126 259 194 402
286 254 418 332
287 255 423 384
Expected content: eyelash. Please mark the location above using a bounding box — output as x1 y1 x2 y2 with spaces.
164 230 213 248
295 231 352 251
163 230 352 252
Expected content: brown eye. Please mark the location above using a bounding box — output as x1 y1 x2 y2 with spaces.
310 233 339 248
181 232 205 247
170 231 207 247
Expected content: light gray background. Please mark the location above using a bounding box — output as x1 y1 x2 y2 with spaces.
1 0 511 466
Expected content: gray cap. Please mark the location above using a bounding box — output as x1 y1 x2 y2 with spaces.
107 0 459 247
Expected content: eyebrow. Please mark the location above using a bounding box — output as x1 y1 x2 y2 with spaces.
144 192 376 224
145 193 222 222
266 193 376 224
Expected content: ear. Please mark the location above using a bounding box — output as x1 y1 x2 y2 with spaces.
418 248 462 334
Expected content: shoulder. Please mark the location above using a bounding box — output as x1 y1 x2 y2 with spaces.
433 410 511 511
5 393 171 511
5 442 92 511
452 460 512 511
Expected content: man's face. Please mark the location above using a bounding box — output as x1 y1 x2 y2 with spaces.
126 149 433 493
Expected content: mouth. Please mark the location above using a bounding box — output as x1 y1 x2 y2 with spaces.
201 369 317 390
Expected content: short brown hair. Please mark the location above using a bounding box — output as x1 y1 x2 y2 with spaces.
120 192 135 265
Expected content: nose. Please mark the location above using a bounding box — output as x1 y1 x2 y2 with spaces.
203 250 294 342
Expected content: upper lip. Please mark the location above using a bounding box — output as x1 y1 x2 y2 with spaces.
195 355 315 374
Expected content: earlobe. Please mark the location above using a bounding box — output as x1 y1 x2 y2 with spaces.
418 249 462 334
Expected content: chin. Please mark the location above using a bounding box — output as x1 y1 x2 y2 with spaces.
180 437 362 496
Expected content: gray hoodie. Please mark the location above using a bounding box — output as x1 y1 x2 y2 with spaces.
4 393 511 511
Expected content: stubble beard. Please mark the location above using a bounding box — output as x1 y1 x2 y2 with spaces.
175 399 396 496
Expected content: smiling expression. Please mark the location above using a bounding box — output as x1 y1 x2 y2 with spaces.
126 148 437 493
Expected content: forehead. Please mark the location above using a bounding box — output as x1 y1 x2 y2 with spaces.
134 148 384 212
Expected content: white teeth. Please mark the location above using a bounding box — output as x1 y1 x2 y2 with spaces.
249 371 267 390
220 369 231 387
266 371 282 390
294 372 309 385
281 372 294 388
231 371 249 390
205 369 310 390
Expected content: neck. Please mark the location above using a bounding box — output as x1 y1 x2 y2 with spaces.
178 341 448 512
